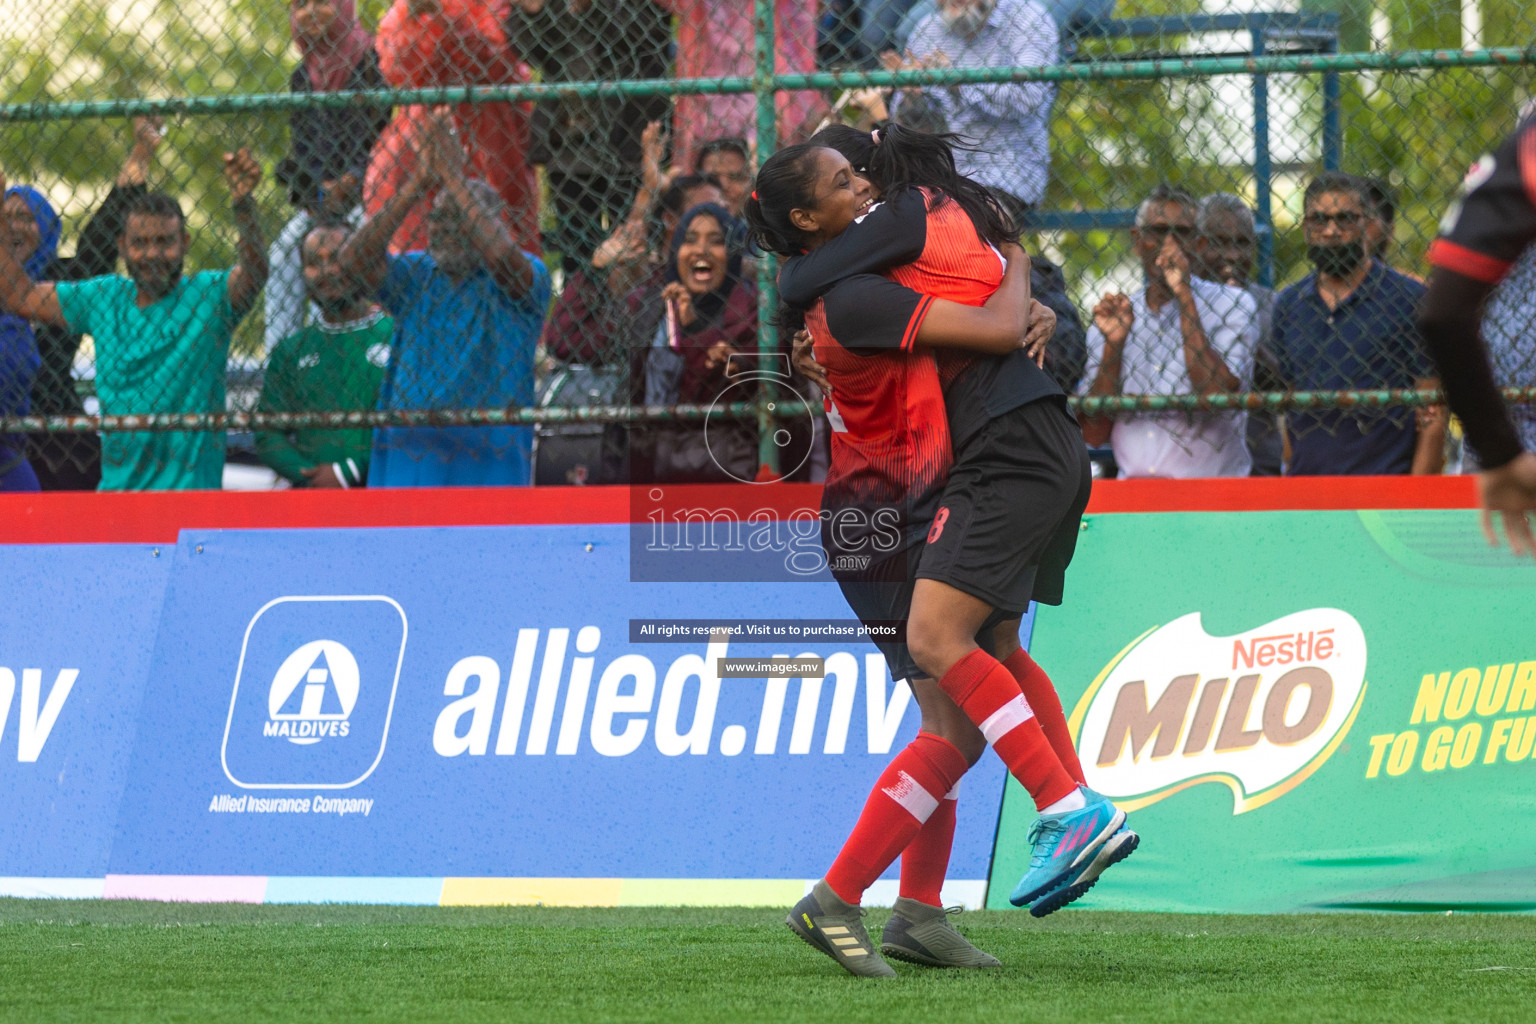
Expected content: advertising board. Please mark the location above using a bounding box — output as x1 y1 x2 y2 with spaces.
0 544 170 897
989 509 1536 912
104 525 1006 906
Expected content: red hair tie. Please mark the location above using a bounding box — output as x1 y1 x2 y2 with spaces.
751 190 758 201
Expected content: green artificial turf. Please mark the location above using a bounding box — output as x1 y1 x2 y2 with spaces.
1 900 1532 1023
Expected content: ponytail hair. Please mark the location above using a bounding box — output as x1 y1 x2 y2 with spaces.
742 142 825 258
809 120 1019 248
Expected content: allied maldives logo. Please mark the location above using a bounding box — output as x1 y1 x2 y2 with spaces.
222 596 407 789
265 640 361 745
1068 609 1367 814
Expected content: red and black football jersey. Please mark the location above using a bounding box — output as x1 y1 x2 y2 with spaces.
1425 114 1536 464
1429 114 1536 284
804 275 951 568
780 186 1061 448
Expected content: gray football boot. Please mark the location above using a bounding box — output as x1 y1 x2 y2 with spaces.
880 898 1001 968
786 880 897 978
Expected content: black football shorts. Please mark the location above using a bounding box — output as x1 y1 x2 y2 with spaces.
830 397 1089 680
915 395 1091 614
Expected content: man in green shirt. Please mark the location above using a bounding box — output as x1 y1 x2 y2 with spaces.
0 151 267 490
256 222 390 488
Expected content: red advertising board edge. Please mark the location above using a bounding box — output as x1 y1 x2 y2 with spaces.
0 476 1478 545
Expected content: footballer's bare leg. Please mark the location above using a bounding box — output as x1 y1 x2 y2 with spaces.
905 578 1083 814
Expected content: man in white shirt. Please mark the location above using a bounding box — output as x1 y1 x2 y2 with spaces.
1080 185 1260 478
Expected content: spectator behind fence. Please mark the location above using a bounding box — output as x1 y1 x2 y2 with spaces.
545 171 723 367
890 0 1115 53
536 175 724 487
342 110 549 487
507 0 671 273
640 202 761 482
662 1 827 169
366 0 539 256
1271 172 1443 476
603 127 727 302
890 0 1058 220
256 222 391 489
1080 184 1259 478
1196 192 1282 476
266 0 389 352
694 138 752 217
15 119 165 491
0 200 44 490
0 153 267 491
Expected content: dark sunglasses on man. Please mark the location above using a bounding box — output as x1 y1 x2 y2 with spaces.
1303 211 1365 230
1140 223 1196 240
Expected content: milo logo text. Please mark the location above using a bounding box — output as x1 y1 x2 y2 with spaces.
1069 610 1368 814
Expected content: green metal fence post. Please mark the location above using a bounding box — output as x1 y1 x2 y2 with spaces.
753 0 781 481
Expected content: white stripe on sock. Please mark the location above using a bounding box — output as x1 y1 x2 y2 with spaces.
944 780 961 800
978 694 1036 745
882 770 940 822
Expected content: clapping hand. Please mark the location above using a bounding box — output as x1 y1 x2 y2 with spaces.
301 464 344 489
881 48 938 99
703 340 738 371
592 218 649 271
661 281 696 327
132 116 164 156
423 108 466 180
1155 234 1191 296
321 172 361 215
223 149 261 204
641 120 680 195
410 108 465 192
1092 291 1134 346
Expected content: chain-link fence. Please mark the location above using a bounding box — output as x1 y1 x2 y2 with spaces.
0 0 1532 490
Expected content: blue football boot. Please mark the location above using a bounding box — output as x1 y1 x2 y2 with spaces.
1008 787 1125 908
1028 823 1140 918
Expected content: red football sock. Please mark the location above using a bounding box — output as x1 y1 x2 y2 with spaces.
898 782 958 908
939 649 1077 811
824 732 969 906
1003 648 1086 785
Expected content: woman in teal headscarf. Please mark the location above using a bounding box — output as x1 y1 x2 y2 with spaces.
0 185 55 490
